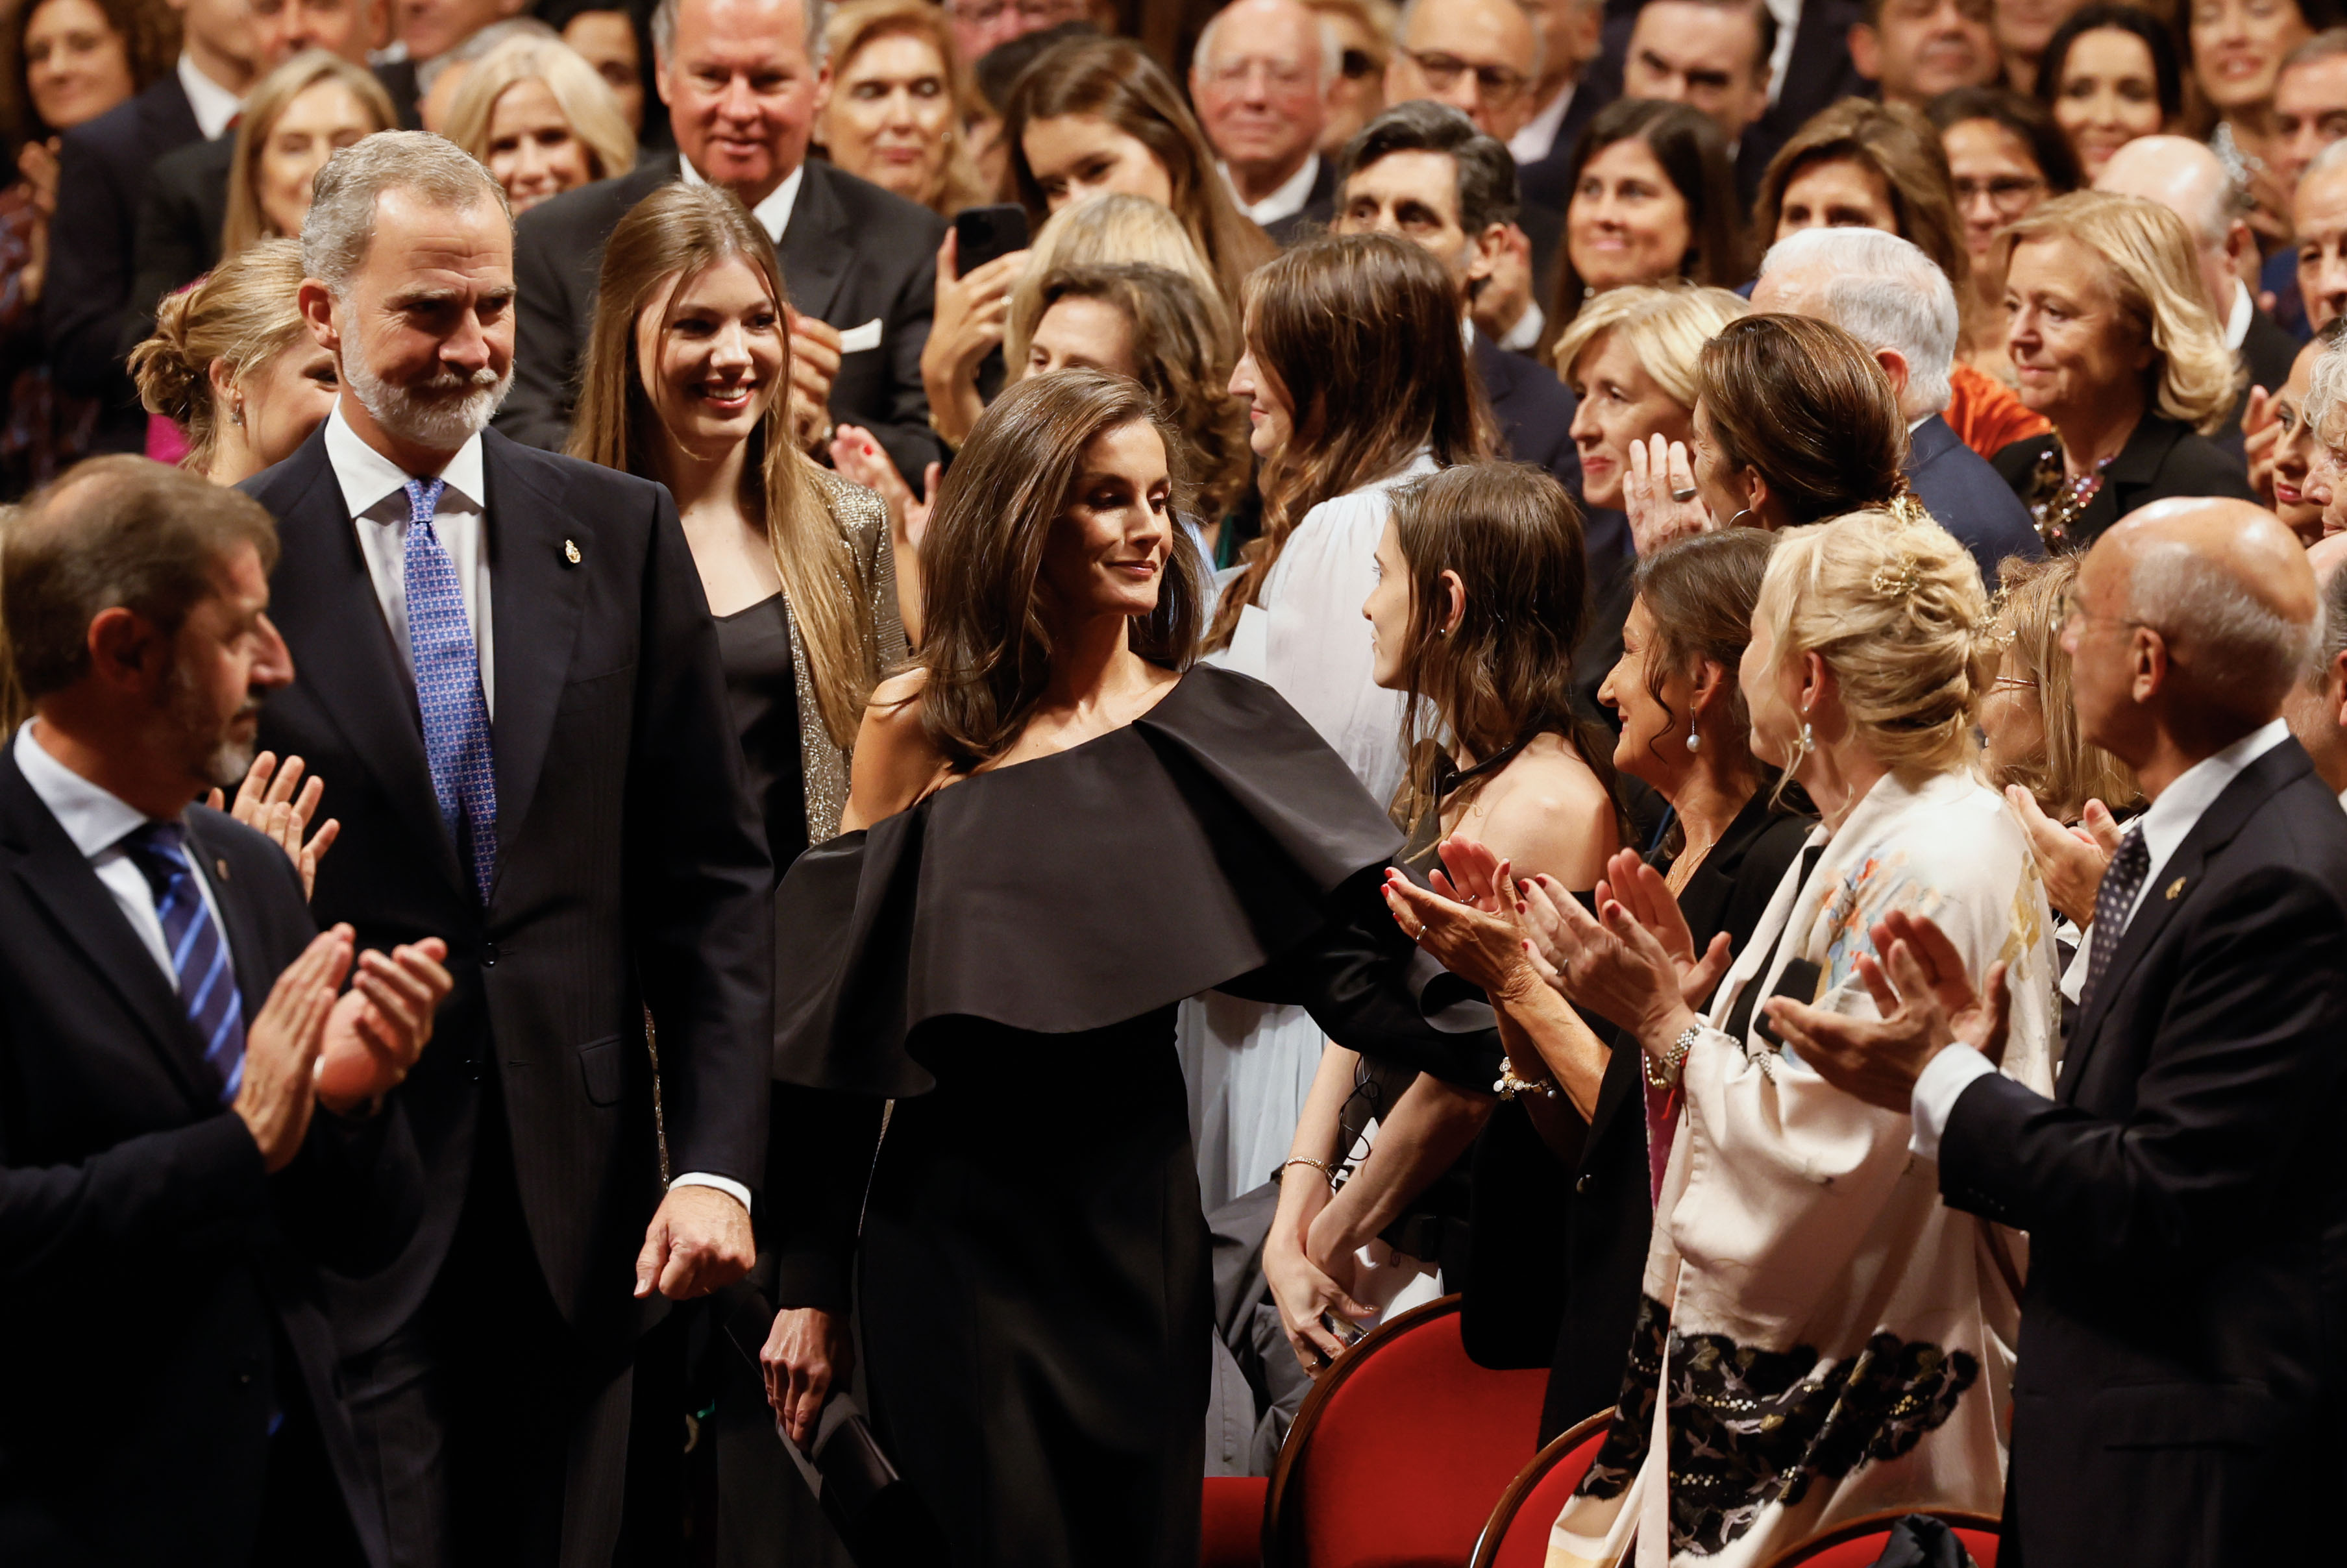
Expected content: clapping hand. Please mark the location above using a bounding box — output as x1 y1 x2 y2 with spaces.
1765 909 2010 1112
1623 434 1715 556
313 938 451 1113
208 752 339 900
1515 864 1702 1046
785 306 843 452
1379 837 1546 1001
830 424 940 550
235 926 356 1170
2243 385 2282 506
2004 786 2120 927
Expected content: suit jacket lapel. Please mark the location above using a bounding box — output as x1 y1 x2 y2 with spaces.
265 426 467 901
778 162 852 323
0 754 215 1109
482 432 588 861
183 812 278 1033
2058 742 2310 1099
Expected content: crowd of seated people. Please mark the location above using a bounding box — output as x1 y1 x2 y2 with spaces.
6 0 2347 1563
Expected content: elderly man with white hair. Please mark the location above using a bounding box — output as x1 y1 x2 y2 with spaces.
2095 134 2300 454
1752 225 2043 585
1192 0 1340 240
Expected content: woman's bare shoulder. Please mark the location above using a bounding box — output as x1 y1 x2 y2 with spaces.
1475 743 1620 889
842 669 943 832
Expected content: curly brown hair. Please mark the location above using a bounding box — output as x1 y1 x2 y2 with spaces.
1 0 176 157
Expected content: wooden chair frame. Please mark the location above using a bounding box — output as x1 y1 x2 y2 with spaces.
1755 1506 2005 1568
1466 1407 1617 1568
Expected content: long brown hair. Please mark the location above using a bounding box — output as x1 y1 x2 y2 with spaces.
1001 35 1277 312
1698 313 1914 526
1386 462 1623 837
221 51 399 260
568 180 877 747
1205 232 1495 652
1752 98 1969 290
916 367 1207 771
1035 262 1249 522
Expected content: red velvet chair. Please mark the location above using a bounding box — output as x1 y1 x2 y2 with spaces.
1758 1508 2003 1568
1260 1295 1550 1568
1466 1410 1615 1568
1204 1476 1270 1568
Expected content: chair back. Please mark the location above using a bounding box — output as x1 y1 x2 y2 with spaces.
1757 1508 2004 1568
1466 1410 1615 1568
1262 1295 1549 1568
1203 1476 1269 1568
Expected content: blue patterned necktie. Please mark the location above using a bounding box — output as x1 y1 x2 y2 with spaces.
121 822 246 1103
402 477 498 906
2080 823 2150 1018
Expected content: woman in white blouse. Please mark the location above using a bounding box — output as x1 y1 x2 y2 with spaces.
1176 232 1495 1217
1508 508 2058 1566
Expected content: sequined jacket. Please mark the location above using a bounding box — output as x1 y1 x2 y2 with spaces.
793 470 907 844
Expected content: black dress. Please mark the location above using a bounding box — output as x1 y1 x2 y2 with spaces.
1459 789 1812 1443
1990 413 2254 552
768 665 1499 1568
714 593 810 874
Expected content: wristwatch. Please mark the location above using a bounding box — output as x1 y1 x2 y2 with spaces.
1644 1023 1701 1090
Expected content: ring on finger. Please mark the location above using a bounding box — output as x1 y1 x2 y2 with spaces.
1671 486 1699 504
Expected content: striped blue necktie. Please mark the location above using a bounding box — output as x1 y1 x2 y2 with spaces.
121 822 245 1103
402 477 498 906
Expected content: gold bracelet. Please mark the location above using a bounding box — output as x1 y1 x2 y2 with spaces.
1492 1063 1561 1101
1281 1157 1337 1186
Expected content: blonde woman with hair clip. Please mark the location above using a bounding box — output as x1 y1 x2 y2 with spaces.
129 238 339 485
441 35 636 215
1507 508 2058 1567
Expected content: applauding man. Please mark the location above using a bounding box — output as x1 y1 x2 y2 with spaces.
1773 497 2347 1568
0 458 450 1565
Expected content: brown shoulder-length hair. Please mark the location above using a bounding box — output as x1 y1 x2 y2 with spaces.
1206 231 1496 652
1001 36 1277 312
568 180 878 748
1752 97 1968 291
1699 313 1913 526
221 51 399 260
1 0 175 156
1035 261 1249 522
1629 530 1779 848
1545 97 1747 358
916 367 1207 771
1386 461 1624 839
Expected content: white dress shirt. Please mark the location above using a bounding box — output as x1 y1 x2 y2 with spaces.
1497 297 1547 356
2226 278 2254 352
14 722 229 985
681 155 805 246
1910 718 2293 1158
1508 82 1575 166
326 405 497 718
323 409 751 1213
1222 153 1321 227
177 52 243 141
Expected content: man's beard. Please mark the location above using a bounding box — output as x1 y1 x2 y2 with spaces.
163 665 261 792
345 350 512 449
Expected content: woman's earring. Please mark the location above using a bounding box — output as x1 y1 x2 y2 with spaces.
1684 729 1700 753
230 400 245 428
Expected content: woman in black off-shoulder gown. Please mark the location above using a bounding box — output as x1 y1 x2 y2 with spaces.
764 369 1500 1568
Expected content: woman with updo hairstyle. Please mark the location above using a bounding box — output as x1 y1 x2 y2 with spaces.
1547 98 1746 353
761 365 1500 1568
1000 35 1275 312
129 238 338 485
1524 506 2058 1562
1179 231 1492 1223
441 35 635 215
1392 526 1812 1443
1262 463 1625 1369
1990 190 2255 550
1627 313 1915 551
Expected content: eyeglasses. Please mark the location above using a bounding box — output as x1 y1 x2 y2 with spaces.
1395 47 1528 105
1952 175 2046 212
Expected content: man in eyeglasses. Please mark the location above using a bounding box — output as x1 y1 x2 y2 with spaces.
1385 0 1544 143
1192 0 1337 243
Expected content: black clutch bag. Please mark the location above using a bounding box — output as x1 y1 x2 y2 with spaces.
722 1288 948 1565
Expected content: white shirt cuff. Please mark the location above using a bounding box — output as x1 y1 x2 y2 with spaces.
1907 1044 1997 1162
669 1171 752 1214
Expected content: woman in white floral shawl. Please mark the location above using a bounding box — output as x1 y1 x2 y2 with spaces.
1523 508 2059 1567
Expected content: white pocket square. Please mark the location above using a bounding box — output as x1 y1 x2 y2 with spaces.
837 318 884 353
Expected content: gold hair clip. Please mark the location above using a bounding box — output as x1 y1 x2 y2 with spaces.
1871 557 1922 600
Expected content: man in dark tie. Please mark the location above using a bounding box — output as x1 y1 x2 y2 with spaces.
0 456 450 1565
499 0 945 482
1774 496 2347 1567
242 130 774 1566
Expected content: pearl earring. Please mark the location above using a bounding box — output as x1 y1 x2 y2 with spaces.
1684 730 1699 753
230 402 245 427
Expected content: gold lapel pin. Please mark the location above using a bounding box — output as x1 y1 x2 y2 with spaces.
563 539 582 565
2165 876 2186 900
215 858 230 881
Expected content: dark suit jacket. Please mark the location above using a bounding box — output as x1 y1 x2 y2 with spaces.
242 423 773 1351
500 153 946 483
121 134 233 356
1462 790 1812 1442
42 74 203 452
1517 61 1621 212
1473 330 1581 499
1991 413 2257 551
1939 739 2347 1567
1905 412 2044 587
1261 156 1338 247
0 753 421 1567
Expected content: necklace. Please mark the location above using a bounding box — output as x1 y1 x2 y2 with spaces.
2024 445 2114 552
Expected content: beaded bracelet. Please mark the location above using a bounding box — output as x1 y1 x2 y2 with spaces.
1493 1064 1562 1102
